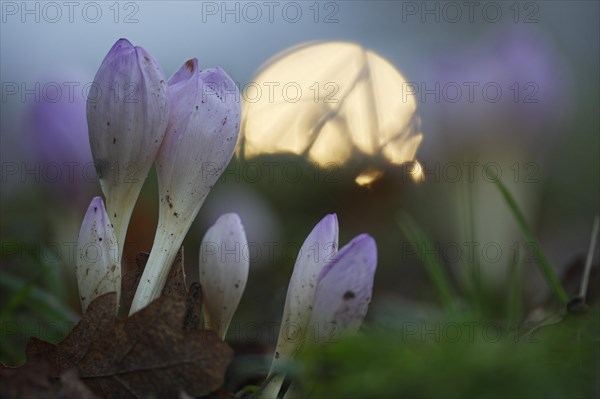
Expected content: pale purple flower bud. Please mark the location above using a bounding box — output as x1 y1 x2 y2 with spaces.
309 234 377 338
130 60 241 314
264 214 339 397
76 196 120 313
87 38 169 260
199 213 249 339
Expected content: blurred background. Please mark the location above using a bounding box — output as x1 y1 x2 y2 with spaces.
1 1 599 396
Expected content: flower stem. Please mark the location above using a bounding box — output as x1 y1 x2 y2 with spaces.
258 373 285 399
129 212 193 314
106 189 137 265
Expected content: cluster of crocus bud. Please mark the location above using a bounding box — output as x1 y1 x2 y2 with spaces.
261 214 378 399
75 38 241 315
74 41 377 399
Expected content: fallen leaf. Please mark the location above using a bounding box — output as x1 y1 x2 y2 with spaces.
0 339 97 399
1 249 233 398
121 250 188 314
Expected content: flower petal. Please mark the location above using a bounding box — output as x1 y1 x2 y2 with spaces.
309 234 377 339
272 214 339 359
87 38 169 258
199 213 249 339
76 196 120 313
168 58 198 86
155 64 241 224
263 214 339 397
129 62 241 314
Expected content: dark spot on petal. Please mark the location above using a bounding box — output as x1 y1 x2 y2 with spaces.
98 237 102 241
275 351 280 359
186 59 195 72
144 56 150 61
173 212 179 217
113 137 116 144
343 291 355 300
94 207 97 212
94 159 109 178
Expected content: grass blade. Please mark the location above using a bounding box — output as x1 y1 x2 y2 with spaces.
0 272 79 323
492 177 568 303
580 215 599 300
507 247 523 325
397 212 457 312
458 179 482 306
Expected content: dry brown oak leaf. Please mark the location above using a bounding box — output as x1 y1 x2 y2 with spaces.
1 249 233 398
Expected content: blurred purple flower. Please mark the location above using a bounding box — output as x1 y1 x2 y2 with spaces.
29 83 90 166
425 27 572 148
26 69 94 203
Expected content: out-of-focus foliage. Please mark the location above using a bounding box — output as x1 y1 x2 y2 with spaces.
299 308 600 398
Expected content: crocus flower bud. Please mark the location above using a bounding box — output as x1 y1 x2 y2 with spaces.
199 213 249 339
309 234 377 338
76 196 120 313
130 60 241 314
87 38 169 260
263 214 339 398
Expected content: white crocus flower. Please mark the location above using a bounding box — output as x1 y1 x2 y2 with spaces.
262 218 378 399
76 196 120 313
199 213 249 339
262 214 339 398
130 60 241 314
87 38 169 260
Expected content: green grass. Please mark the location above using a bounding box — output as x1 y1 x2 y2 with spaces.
298 307 599 398
396 212 457 313
492 177 568 304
